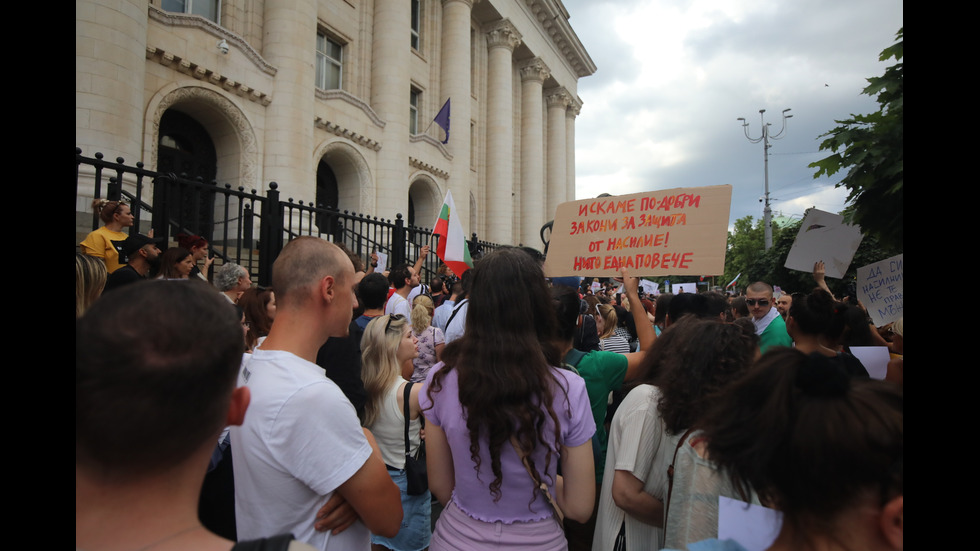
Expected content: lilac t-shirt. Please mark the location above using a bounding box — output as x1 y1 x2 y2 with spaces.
421 361 595 523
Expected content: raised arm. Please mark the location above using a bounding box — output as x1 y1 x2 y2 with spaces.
366 251 379 275
813 261 836 300
621 270 655 381
412 245 430 277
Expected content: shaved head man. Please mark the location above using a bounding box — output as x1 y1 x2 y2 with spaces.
775 293 793 319
745 281 793 354
231 237 402 549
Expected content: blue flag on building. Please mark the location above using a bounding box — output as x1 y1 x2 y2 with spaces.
434 98 450 144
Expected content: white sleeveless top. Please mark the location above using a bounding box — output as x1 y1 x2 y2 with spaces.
368 379 422 469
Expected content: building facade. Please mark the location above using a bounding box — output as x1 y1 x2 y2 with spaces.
76 0 595 248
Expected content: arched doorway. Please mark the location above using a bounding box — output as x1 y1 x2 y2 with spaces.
156 109 218 238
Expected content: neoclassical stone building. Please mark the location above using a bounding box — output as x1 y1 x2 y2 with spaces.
76 0 595 247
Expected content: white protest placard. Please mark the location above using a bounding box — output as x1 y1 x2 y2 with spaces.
376 251 389 272
718 496 782 551
639 279 659 296
543 186 732 278
784 209 863 278
672 282 697 294
849 346 891 380
856 254 903 327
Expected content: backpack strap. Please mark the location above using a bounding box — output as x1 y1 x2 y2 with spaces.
445 298 468 331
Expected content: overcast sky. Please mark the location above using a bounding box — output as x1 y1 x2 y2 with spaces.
562 0 903 230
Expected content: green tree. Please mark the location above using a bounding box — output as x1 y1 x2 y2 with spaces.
810 28 903 250
736 213 902 299
723 215 783 291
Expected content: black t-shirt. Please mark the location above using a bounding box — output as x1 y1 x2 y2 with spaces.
315 319 368 424
103 264 145 293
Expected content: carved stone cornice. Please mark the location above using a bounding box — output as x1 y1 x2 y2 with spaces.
409 156 450 180
520 58 551 83
524 0 596 78
442 0 477 7
146 47 273 106
147 5 276 77
486 20 522 52
545 87 571 109
314 117 382 151
409 134 454 161
315 89 386 128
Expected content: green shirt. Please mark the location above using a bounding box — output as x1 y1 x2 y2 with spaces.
564 349 628 483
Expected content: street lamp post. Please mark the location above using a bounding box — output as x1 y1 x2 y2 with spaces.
738 108 792 250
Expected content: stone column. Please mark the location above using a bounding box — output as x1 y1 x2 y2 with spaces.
261 0 317 200
441 0 474 229
519 58 549 248
484 20 521 244
371 0 412 218
566 98 581 202
546 87 570 224
76 0 147 164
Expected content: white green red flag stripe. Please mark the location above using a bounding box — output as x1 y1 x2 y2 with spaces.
432 190 473 276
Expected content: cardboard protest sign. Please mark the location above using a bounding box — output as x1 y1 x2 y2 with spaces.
784 209 863 278
543 185 732 277
856 254 903 327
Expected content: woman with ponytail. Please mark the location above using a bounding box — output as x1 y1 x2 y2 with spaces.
665 349 903 551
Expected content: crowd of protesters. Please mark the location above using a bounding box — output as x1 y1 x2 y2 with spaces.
77 220 903 551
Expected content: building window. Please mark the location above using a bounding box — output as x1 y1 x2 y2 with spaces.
409 88 420 135
161 0 218 23
411 0 421 51
316 32 343 90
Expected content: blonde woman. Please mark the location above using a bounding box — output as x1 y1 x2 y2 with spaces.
597 304 631 354
76 253 107 318
361 314 430 551
410 294 445 384
79 199 136 273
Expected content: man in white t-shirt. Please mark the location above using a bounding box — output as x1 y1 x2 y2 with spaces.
231 237 402 550
384 262 419 319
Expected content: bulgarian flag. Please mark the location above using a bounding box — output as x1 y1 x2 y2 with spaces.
432 190 473 276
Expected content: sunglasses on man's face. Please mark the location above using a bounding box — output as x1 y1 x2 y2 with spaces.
745 299 770 307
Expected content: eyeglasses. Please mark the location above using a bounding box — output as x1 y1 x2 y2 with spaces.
745 299 770 307
385 314 405 332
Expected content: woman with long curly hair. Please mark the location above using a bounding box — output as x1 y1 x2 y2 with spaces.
360 313 429 551
79 199 135 273
592 317 758 551
420 248 597 550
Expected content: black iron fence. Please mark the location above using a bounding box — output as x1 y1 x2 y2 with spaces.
75 148 500 284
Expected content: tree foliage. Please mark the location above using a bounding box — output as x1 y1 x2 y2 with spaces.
809 28 903 250
723 215 784 291
724 212 903 297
